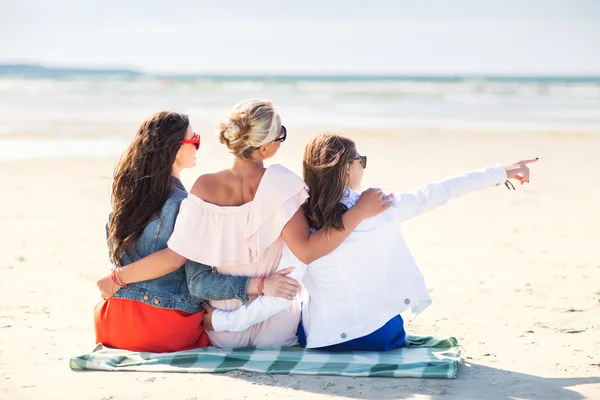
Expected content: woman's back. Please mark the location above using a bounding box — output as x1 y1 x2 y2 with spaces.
191 167 265 207
168 164 309 347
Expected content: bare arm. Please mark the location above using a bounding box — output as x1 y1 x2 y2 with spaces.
96 248 187 299
281 188 392 264
117 247 186 283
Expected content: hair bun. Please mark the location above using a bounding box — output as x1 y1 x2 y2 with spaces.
223 121 241 141
218 100 278 158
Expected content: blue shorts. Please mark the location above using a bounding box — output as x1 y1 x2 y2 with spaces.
297 314 406 352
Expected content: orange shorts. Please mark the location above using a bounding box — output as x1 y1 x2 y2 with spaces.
94 298 210 353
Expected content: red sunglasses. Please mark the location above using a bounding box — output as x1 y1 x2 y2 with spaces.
180 132 200 150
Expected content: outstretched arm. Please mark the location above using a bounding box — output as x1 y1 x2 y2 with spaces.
392 159 537 222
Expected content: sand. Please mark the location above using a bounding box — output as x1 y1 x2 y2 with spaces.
1 130 599 399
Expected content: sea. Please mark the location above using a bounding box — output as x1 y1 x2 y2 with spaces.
1 66 599 161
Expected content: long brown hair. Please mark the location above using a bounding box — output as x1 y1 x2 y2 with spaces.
303 132 357 233
108 111 189 266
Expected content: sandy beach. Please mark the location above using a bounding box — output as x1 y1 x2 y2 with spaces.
0 130 599 399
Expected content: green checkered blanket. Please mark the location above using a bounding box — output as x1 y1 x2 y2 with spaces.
70 335 460 378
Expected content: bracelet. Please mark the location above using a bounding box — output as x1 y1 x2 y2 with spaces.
111 268 129 288
110 269 119 286
257 277 265 296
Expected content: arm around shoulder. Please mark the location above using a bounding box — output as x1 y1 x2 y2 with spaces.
117 247 186 284
281 204 371 265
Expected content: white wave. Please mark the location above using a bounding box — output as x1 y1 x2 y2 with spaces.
1 76 600 138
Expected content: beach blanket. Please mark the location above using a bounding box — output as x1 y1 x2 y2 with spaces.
70 335 461 378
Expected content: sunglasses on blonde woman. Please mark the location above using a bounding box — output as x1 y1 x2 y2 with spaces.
180 132 201 150
354 155 367 169
272 125 287 143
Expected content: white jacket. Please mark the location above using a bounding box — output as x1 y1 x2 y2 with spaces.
211 165 508 348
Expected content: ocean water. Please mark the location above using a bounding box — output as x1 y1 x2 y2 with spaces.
1 72 600 160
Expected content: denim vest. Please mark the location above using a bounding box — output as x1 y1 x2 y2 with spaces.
108 177 252 312
108 177 203 313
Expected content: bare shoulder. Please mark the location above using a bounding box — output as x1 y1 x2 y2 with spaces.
190 171 236 204
190 172 224 200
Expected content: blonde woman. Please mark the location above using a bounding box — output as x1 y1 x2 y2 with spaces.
98 101 391 348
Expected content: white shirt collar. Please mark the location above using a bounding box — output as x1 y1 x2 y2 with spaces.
341 187 360 209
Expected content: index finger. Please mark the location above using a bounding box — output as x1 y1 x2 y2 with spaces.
520 158 539 165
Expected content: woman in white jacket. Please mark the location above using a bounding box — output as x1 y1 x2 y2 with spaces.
204 132 537 351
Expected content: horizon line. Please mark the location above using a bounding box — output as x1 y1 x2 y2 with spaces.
2 63 600 79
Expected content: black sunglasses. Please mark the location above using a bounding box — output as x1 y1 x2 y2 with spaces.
353 155 367 169
272 125 287 143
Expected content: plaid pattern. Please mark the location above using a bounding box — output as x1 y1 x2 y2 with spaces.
69 335 461 378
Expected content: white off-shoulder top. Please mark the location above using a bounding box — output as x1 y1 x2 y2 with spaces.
167 164 308 348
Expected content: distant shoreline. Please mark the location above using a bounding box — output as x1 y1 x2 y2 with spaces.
2 63 600 82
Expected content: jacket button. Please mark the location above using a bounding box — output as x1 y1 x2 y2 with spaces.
153 298 159 305
143 295 149 301
340 333 347 339
404 298 411 305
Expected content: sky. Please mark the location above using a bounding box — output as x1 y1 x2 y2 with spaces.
1 0 600 75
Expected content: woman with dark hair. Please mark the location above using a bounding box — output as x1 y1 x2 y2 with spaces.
204 132 537 352
94 111 301 352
